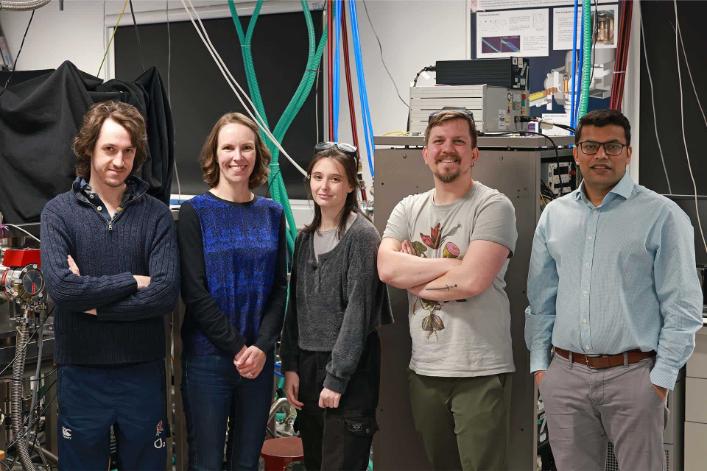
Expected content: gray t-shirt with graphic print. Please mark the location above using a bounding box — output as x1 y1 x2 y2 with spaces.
383 181 517 377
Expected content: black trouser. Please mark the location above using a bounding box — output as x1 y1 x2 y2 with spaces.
296 331 380 471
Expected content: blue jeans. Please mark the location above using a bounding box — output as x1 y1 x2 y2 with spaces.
182 353 274 471
57 360 167 471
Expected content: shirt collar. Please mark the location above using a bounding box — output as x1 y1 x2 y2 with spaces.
574 171 635 204
73 175 148 206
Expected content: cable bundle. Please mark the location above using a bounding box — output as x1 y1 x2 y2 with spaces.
609 0 632 111
348 0 375 178
332 0 342 140
227 0 327 254
181 0 322 253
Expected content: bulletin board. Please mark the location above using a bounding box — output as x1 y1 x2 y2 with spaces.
469 0 617 124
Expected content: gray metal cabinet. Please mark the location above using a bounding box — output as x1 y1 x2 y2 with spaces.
685 326 707 471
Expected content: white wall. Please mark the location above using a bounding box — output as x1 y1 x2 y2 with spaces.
1 0 470 191
0 0 106 74
2 1 647 193
353 0 469 135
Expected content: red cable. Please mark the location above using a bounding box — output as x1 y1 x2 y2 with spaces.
326 0 334 141
340 1 367 203
341 4 359 151
610 0 632 110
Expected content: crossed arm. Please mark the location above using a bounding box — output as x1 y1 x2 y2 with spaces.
66 255 150 315
41 207 145 313
42 208 180 321
377 237 509 301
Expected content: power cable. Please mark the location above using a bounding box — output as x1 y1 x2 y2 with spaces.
673 19 707 130
315 64 320 144
673 0 707 257
360 0 408 109
2 223 40 242
128 0 146 72
0 9 35 99
165 0 182 200
97 0 129 77
406 65 435 132
520 130 563 189
479 130 568 197
640 14 671 194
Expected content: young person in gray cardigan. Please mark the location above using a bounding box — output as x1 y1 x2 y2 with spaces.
281 143 392 470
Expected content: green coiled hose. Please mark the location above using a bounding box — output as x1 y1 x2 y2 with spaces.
228 0 327 254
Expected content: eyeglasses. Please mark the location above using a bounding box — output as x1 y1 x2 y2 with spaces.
428 108 475 124
578 141 628 156
314 142 358 161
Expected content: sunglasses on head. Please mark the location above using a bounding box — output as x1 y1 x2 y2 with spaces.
314 142 358 161
428 108 475 124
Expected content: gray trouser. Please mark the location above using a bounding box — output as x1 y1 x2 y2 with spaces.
539 354 667 471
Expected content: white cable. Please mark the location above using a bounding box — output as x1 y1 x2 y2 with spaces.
179 0 307 176
673 0 707 257
180 0 261 124
2 224 40 243
166 0 183 200
188 2 308 178
640 14 671 194
181 1 281 158
674 20 707 130
185 0 307 176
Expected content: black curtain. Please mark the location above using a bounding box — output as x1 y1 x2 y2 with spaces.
0 61 174 223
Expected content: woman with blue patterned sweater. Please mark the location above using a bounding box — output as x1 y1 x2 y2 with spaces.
177 112 287 471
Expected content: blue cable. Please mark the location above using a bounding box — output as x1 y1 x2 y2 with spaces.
332 0 342 141
352 2 374 176
576 7 585 127
349 0 375 176
569 0 579 130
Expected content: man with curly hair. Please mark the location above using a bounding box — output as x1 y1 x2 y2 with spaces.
41 101 179 470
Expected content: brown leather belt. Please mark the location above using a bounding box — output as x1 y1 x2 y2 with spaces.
554 347 656 369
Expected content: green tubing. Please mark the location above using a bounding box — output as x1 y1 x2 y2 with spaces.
228 0 268 127
228 0 327 254
268 1 326 253
578 0 593 119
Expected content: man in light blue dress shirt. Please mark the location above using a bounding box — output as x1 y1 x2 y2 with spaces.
525 109 703 471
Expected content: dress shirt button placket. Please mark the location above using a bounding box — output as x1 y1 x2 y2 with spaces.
579 209 600 352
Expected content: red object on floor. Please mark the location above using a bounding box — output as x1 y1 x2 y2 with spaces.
261 437 304 471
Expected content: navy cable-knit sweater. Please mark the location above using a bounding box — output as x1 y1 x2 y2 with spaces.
178 192 287 358
41 177 180 365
